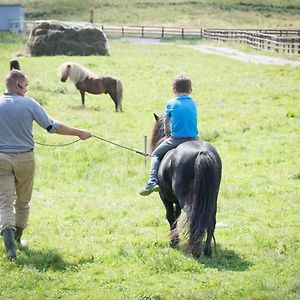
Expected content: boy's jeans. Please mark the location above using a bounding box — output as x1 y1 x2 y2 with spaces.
149 137 197 183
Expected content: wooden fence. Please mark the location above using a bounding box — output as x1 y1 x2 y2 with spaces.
99 24 202 39
201 29 300 55
24 21 300 55
100 24 300 55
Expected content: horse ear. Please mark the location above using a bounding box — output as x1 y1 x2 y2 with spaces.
153 113 159 121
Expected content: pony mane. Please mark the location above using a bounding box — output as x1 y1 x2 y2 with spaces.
59 62 97 84
151 115 167 151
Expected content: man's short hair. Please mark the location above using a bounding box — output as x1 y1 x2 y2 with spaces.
173 74 192 93
5 70 27 88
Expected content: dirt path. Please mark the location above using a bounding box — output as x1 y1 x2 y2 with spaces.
120 37 300 67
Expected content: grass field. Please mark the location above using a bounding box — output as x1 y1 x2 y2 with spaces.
0 34 299 299
1 0 300 28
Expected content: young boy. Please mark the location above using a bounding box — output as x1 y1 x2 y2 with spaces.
0 69 91 260
140 74 198 196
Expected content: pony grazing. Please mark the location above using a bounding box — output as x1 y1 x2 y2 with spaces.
59 62 123 112
151 114 222 257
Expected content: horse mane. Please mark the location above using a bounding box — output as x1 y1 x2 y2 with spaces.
59 62 97 84
151 114 167 151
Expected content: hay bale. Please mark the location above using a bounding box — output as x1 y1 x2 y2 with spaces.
28 20 109 56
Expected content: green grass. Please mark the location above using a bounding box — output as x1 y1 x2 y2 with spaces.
0 38 299 299
1 0 300 28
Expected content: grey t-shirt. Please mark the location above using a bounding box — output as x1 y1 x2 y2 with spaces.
0 93 60 153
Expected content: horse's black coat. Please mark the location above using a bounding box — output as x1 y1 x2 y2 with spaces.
152 114 222 257
10 60 21 71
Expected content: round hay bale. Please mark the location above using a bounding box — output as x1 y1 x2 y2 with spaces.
28 20 109 56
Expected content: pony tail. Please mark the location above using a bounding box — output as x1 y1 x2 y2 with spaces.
186 151 221 257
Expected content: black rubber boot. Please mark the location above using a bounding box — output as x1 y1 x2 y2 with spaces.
15 227 24 243
15 227 27 248
3 229 16 261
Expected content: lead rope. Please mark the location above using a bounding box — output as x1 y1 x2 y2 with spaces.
91 134 150 157
35 139 81 147
35 134 151 157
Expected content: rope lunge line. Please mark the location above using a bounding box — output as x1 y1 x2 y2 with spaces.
35 139 81 147
34 135 151 157
91 134 150 157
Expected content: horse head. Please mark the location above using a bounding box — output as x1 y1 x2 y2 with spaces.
59 63 71 82
151 113 167 151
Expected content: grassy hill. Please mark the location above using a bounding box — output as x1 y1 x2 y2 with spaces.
1 0 300 28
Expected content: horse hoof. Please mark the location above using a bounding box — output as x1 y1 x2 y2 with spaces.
188 244 202 258
169 238 180 248
204 246 212 257
170 229 180 248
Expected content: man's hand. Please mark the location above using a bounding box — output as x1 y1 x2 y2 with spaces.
78 130 92 140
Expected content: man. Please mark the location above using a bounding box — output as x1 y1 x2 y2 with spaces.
0 69 91 260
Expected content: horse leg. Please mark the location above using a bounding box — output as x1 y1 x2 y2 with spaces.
161 195 181 248
188 236 202 258
80 90 85 106
204 214 216 257
107 90 119 112
187 208 203 257
170 203 182 247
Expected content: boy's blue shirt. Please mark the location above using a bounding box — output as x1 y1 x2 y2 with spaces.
165 94 198 138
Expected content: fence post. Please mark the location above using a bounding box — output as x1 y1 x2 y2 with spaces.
182 28 184 39
162 27 164 38
144 136 148 166
142 26 144 38
122 26 124 37
90 10 94 23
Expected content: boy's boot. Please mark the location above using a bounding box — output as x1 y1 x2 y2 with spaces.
3 228 16 260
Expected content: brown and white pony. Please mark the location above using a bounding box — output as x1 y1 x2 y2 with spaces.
59 62 123 112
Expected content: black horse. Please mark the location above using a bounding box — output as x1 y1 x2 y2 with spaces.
10 59 21 71
152 114 222 257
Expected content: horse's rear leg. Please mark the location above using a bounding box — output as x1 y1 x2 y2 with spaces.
188 236 202 257
170 203 181 247
161 196 181 248
204 216 216 257
80 90 85 106
108 90 120 112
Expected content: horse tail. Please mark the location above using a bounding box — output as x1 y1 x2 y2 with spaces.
107 78 123 112
186 150 221 257
115 79 123 112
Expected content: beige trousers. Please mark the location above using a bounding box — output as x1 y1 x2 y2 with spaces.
0 152 35 233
